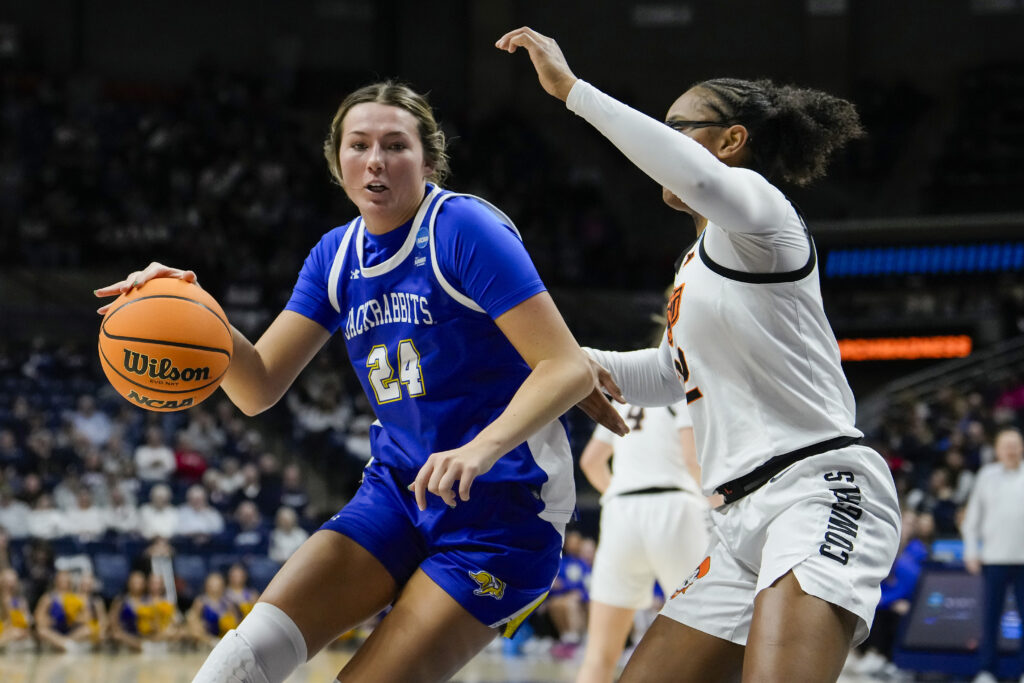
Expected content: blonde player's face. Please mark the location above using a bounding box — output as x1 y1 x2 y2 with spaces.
662 89 733 214
338 102 434 234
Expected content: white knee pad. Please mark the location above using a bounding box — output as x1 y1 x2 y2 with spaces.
191 630 267 683
192 603 308 683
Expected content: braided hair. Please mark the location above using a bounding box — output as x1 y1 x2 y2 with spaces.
694 78 864 186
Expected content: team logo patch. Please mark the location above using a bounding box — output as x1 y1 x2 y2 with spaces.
670 555 710 599
468 570 505 600
665 283 684 346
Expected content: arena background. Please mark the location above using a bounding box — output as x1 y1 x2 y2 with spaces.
1 1 1023 681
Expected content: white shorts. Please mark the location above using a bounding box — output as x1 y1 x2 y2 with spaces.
590 490 710 610
660 445 901 646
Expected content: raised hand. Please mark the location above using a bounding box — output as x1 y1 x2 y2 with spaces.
93 262 198 315
495 27 578 102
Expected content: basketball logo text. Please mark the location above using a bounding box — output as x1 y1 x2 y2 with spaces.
126 390 195 411
122 350 210 383
468 570 505 600
819 470 862 565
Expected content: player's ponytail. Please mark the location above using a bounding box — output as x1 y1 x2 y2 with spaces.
695 78 864 186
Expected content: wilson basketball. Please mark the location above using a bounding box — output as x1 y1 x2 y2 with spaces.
98 278 233 412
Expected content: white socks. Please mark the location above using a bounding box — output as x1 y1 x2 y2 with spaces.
192 603 308 683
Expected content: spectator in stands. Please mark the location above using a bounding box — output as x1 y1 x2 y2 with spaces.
139 484 178 541
16 472 44 507
64 488 106 542
77 573 108 649
34 570 96 652
254 452 283 517
854 510 933 676
0 488 30 539
0 429 24 470
962 427 1024 683
147 571 182 646
269 506 308 564
27 494 66 540
0 567 33 651
231 462 266 512
105 485 141 538
66 395 112 448
943 448 976 505
176 484 225 544
101 430 135 477
201 468 233 512
186 572 240 649
217 456 245 498
278 463 311 520
182 407 226 457
21 539 54 608
230 501 269 555
24 429 72 488
174 432 208 486
0 527 12 572
109 570 151 652
134 426 176 483
53 470 84 511
78 447 109 504
906 467 960 537
225 563 259 618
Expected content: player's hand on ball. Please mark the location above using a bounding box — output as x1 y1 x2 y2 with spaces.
496 27 578 102
577 357 629 436
411 445 499 511
94 262 199 315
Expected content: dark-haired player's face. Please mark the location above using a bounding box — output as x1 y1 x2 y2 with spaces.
661 89 728 214
339 103 434 234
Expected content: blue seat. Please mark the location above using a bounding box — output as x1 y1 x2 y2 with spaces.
208 553 242 574
244 557 281 592
93 553 131 600
173 554 209 597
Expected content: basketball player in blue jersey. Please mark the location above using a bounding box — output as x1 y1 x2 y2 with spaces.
96 81 627 682
500 27 901 683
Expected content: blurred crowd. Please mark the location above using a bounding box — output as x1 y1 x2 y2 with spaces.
2 333 1023 668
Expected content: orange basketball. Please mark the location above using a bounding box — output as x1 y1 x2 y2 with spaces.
98 278 233 412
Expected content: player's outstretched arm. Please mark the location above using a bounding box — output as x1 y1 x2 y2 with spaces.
94 263 331 416
497 28 786 235
411 291 628 510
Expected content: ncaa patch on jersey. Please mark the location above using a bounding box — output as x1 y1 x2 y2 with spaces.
416 227 429 248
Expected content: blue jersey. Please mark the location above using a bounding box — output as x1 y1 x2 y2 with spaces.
287 185 574 518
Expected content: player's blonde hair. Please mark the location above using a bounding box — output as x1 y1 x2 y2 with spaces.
323 81 450 187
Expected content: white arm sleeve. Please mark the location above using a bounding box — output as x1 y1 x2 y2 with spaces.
584 335 685 408
566 80 810 273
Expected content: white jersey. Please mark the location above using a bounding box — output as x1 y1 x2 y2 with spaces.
665 219 862 493
567 79 863 495
592 401 700 503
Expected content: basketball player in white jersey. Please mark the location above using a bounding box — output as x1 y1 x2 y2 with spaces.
578 399 710 683
499 28 901 682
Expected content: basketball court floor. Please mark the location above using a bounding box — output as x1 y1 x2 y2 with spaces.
0 649 893 682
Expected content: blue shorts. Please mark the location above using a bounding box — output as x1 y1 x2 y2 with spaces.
321 460 563 636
